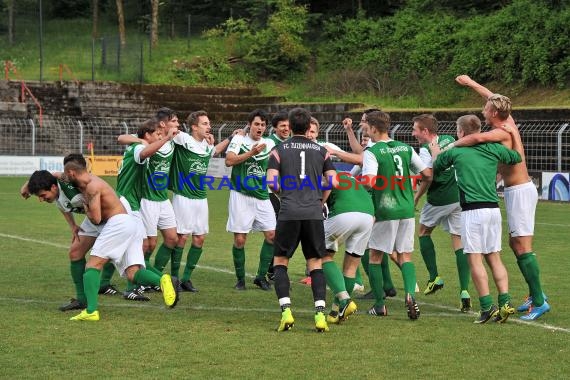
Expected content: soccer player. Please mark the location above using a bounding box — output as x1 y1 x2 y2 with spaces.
328 110 399 300
361 110 432 319
266 110 290 280
169 110 236 292
323 171 374 323
225 109 276 291
116 118 179 300
452 75 550 320
63 155 179 321
118 108 179 277
432 114 521 323
22 168 118 311
411 114 472 312
267 107 338 332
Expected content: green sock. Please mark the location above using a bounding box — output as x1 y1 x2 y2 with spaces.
455 248 470 292
479 294 493 311
99 261 115 287
181 245 203 282
368 263 384 307
361 249 370 276
144 251 163 275
498 292 510 308
134 268 162 287
381 253 395 291
344 276 356 297
70 258 86 303
419 235 438 281
154 243 174 273
83 268 101 313
256 240 274 278
401 262 417 296
517 252 545 306
232 246 245 281
323 261 347 296
125 280 136 292
355 267 363 286
171 246 184 278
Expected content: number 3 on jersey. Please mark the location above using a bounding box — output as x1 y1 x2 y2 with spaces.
393 155 403 176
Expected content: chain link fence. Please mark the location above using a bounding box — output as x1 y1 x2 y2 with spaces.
1 117 568 172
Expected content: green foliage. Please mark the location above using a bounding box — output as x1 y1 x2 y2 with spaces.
171 54 252 86
207 0 310 79
319 0 570 98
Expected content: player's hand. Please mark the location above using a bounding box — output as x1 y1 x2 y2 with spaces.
322 203 329 220
498 124 515 134
455 75 471 86
20 183 31 199
232 129 245 137
324 145 337 155
205 133 215 145
429 137 441 153
251 143 267 155
71 225 81 243
342 118 353 131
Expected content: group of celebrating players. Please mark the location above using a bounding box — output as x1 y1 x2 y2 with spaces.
21 74 549 331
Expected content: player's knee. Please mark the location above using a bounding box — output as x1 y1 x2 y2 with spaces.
192 235 205 247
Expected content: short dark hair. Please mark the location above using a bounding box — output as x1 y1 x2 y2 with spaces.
156 107 177 122
137 118 160 139
366 111 391 133
187 110 208 126
412 114 438 134
247 109 269 125
28 170 57 195
63 153 87 168
289 107 312 135
271 110 289 128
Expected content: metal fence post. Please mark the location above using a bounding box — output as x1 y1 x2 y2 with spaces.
390 123 401 140
30 119 36 156
325 123 334 143
78 120 84 154
218 123 226 143
122 121 129 135
557 123 569 172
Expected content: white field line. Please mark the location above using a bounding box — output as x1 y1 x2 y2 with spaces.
0 232 568 333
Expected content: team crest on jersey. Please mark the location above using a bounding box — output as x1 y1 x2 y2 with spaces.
190 160 208 175
246 162 265 178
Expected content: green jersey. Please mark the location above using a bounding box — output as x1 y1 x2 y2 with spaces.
116 143 144 211
433 142 521 207
141 140 175 201
169 132 214 199
328 172 374 218
268 133 288 146
419 134 459 206
56 179 85 214
226 134 275 200
362 139 427 221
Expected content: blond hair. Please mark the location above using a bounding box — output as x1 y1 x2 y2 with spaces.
487 94 512 120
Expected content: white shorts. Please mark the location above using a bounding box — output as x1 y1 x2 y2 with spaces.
368 218 415 254
324 212 374 256
226 190 276 233
419 202 462 235
90 213 145 277
139 198 177 237
172 194 209 235
461 208 502 254
78 217 104 237
504 181 537 237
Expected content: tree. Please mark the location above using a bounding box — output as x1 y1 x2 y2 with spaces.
116 0 126 46
150 0 159 47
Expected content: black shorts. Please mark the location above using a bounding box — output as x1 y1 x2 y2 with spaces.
274 219 326 260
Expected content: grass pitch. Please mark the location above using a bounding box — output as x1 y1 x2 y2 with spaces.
0 176 569 378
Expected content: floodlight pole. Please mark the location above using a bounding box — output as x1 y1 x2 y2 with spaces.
38 0 44 82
